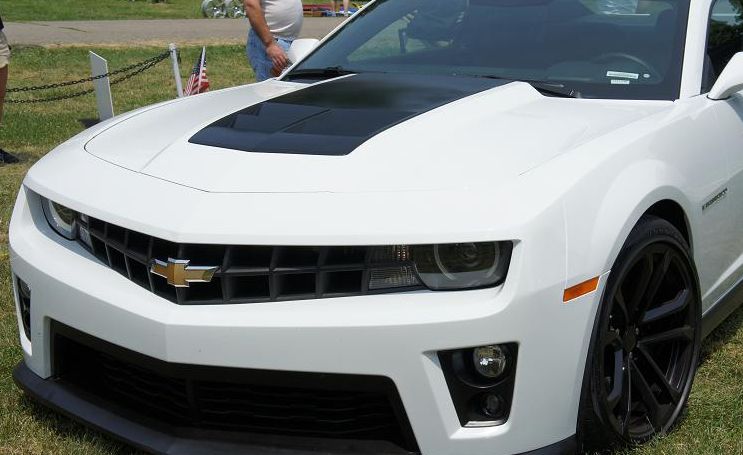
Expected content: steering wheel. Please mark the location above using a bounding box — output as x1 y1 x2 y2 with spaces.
592 52 660 81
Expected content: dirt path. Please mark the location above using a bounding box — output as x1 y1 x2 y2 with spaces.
4 18 346 46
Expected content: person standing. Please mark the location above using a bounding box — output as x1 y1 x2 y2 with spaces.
244 0 303 82
334 0 351 17
0 13 17 165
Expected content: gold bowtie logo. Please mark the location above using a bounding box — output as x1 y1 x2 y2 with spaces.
150 258 219 288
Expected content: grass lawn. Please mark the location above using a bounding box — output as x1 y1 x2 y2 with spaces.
0 0 364 22
0 0 203 22
0 44 742 455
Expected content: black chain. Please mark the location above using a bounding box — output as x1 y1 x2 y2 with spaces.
5 50 171 104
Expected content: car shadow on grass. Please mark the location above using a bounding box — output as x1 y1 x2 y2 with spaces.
700 304 743 363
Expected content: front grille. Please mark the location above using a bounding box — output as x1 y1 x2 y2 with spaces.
52 323 419 453
76 216 424 305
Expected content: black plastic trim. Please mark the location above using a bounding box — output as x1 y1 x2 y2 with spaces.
12 321 421 455
15 361 577 455
14 362 418 455
516 436 577 455
15 276 31 341
702 275 743 339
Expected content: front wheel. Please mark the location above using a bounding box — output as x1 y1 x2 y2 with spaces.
578 216 701 452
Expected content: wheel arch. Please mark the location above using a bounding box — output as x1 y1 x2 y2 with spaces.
563 158 696 289
643 199 692 252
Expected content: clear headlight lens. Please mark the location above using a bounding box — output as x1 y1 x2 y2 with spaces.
366 242 512 291
41 197 78 240
412 242 512 290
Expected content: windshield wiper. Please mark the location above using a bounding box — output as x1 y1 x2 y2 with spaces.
523 80 582 99
473 75 581 98
284 66 357 80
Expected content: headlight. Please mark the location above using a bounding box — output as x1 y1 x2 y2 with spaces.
411 242 512 290
41 197 78 240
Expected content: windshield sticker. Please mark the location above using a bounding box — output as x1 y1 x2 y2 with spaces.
607 71 639 80
611 79 631 85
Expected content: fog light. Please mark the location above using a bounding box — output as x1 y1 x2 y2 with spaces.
473 345 508 379
481 393 505 419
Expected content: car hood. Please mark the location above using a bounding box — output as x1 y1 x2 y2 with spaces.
85 74 669 194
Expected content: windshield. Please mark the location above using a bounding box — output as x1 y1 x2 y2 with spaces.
288 0 691 100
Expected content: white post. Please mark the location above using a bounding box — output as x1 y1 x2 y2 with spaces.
89 51 114 121
170 43 184 98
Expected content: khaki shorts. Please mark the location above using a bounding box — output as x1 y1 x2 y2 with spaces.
0 31 10 69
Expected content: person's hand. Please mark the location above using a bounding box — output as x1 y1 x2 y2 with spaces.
266 42 288 75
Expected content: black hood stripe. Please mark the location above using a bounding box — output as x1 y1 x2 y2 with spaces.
189 73 507 156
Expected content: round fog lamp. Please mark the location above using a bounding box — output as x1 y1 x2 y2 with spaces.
473 345 508 379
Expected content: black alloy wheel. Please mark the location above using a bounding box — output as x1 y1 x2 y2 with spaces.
579 216 701 452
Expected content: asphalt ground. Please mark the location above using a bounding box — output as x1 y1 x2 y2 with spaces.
4 17 346 46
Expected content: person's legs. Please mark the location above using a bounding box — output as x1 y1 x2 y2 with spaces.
0 65 7 125
0 30 9 125
246 28 273 82
344 0 350 16
0 29 17 164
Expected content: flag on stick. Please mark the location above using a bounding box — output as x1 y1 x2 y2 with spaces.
184 47 210 96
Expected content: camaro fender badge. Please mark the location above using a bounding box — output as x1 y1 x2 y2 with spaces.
150 258 219 288
702 188 728 212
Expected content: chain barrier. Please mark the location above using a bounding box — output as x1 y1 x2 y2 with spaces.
6 50 171 104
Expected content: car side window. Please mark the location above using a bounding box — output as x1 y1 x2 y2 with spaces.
703 0 743 92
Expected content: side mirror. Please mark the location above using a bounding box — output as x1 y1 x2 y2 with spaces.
709 52 743 100
287 38 320 65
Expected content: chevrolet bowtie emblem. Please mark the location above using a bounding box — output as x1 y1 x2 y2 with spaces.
150 258 219 288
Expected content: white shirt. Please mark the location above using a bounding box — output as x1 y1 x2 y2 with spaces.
261 0 303 40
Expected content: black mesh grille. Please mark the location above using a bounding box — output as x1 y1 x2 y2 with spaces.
52 323 419 453
76 216 423 305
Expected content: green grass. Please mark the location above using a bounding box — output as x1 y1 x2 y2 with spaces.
0 0 203 22
0 44 251 454
0 0 365 22
0 45 742 455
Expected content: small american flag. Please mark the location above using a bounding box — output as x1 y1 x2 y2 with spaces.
184 47 210 96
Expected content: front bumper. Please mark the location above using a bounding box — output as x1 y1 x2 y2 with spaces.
9 185 601 455
13 363 575 455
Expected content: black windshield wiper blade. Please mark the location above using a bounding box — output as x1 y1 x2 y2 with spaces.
522 80 581 98
473 75 580 98
284 66 357 80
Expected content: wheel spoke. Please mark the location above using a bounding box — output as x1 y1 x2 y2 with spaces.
606 348 625 410
630 255 654 313
630 357 663 429
614 288 631 323
638 250 671 316
639 325 694 346
621 355 633 434
642 289 690 325
636 345 681 403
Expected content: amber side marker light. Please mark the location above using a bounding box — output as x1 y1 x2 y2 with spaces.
563 276 600 303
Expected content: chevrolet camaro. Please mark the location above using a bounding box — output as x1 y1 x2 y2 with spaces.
8 0 743 454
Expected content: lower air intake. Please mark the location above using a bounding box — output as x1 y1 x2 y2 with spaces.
51 322 419 454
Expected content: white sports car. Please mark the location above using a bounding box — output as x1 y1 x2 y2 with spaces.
9 0 743 454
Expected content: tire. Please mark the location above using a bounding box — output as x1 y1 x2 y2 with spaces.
578 215 702 453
